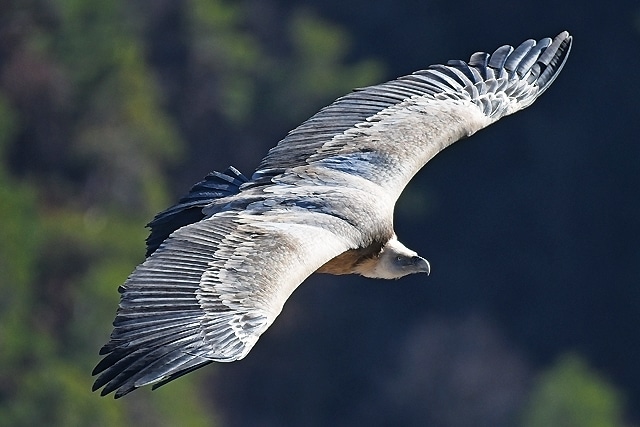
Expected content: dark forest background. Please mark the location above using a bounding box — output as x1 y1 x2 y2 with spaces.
1 0 639 426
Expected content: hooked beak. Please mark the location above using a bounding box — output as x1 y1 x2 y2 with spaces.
412 256 431 276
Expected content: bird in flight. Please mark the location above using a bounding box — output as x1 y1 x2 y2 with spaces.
93 31 572 397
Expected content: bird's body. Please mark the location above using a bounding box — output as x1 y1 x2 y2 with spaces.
94 31 572 397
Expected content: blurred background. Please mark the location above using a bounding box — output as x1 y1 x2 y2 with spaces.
1 0 638 426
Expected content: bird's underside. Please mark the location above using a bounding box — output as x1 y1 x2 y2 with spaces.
93 31 572 397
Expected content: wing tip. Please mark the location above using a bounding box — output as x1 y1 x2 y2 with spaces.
457 30 572 114
535 30 572 95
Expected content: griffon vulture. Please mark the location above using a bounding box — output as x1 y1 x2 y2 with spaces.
93 31 572 397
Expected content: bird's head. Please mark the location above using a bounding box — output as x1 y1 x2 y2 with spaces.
359 236 430 279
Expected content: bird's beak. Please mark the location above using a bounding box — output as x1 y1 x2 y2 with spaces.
413 256 431 276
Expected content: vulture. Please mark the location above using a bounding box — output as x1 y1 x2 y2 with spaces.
93 31 572 397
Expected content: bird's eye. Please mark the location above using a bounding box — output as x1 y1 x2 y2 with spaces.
395 256 403 262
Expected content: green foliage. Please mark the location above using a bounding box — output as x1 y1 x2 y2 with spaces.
53 0 183 214
0 172 44 397
0 95 18 166
0 0 382 425
269 10 384 124
522 354 628 427
186 2 384 128
3 362 125 427
188 0 264 123
0 1 212 425
289 10 381 97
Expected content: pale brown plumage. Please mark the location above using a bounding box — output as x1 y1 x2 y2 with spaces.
317 239 386 275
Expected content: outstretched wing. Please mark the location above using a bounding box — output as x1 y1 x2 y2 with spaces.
252 32 572 200
93 208 357 398
94 32 572 398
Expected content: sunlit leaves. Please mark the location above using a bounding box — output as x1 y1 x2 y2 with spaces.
523 354 628 427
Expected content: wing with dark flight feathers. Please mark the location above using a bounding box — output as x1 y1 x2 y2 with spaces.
94 207 359 397
94 32 572 397
251 31 571 199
